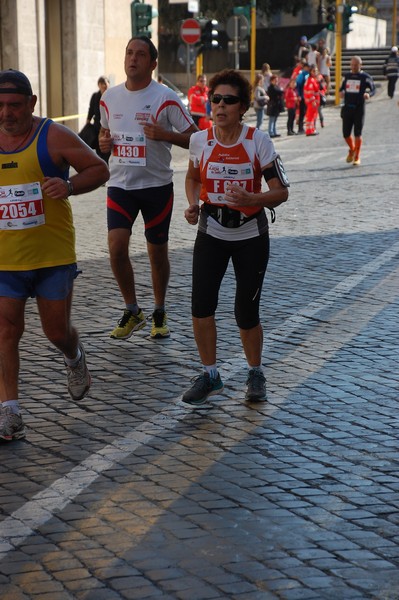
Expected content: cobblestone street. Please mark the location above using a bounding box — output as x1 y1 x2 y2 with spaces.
0 85 398 600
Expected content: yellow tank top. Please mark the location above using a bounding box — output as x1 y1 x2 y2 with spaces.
0 118 76 270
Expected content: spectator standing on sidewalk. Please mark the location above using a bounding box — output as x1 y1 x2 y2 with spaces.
317 70 327 128
188 74 209 127
383 46 399 98
304 65 321 136
0 69 109 441
294 35 310 63
284 78 299 135
99 36 196 341
261 63 273 92
339 55 375 166
316 37 326 55
291 58 306 81
295 62 310 134
306 44 320 71
252 73 269 129
183 69 289 406
266 74 284 138
319 46 332 95
86 76 110 163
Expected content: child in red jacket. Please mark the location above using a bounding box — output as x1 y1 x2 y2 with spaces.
284 79 299 135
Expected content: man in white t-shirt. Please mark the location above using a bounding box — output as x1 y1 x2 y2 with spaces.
99 36 197 340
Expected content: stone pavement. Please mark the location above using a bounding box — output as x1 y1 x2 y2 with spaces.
0 84 398 600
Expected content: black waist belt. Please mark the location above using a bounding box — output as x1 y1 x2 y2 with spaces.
202 203 260 228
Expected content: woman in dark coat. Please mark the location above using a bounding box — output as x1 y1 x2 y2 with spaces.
266 74 284 138
87 76 110 162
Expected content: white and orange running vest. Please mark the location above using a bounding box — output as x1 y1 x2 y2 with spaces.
190 124 277 218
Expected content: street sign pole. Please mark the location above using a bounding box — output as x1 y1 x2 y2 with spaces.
234 16 239 69
186 44 190 88
226 14 249 70
335 0 343 106
180 18 201 89
250 0 256 84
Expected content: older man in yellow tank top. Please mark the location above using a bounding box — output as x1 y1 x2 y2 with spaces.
0 69 109 441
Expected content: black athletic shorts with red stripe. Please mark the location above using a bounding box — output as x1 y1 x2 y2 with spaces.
107 183 173 244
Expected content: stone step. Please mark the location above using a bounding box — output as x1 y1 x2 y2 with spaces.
329 47 390 84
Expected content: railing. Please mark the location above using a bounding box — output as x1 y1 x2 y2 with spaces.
51 113 86 123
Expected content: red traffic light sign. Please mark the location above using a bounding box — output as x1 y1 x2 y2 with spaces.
180 18 201 45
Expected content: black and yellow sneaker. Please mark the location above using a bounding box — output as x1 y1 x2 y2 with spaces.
110 309 146 339
150 309 170 339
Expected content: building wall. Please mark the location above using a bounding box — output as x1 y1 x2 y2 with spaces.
0 0 44 113
375 0 398 45
103 0 159 88
345 14 387 49
74 0 107 128
104 0 134 88
0 0 159 131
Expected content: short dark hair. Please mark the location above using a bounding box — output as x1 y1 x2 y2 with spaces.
126 36 158 61
97 76 109 86
208 69 251 115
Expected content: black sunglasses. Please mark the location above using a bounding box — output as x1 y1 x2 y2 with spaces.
210 94 241 105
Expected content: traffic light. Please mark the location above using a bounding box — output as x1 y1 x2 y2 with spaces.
342 5 357 35
131 1 153 37
201 19 220 50
326 4 336 32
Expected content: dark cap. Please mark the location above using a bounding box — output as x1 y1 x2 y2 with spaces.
0 69 33 95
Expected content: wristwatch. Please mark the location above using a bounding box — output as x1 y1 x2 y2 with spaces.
66 179 74 196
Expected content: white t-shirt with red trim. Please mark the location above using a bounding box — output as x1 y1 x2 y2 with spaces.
100 80 193 190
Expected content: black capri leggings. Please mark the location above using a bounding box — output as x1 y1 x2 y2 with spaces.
342 104 365 138
192 231 270 330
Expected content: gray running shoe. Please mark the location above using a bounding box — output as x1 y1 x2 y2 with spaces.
66 343 91 400
182 372 224 406
0 405 25 441
245 369 267 402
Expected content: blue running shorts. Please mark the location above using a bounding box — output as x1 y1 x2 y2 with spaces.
0 264 79 300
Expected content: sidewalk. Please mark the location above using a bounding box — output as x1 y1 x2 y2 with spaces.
0 84 398 600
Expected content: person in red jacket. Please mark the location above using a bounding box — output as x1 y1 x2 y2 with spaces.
304 65 320 136
317 72 327 128
188 74 209 128
284 78 299 135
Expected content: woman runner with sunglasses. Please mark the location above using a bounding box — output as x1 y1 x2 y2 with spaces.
183 69 289 406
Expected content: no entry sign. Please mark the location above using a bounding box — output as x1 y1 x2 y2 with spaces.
180 18 201 45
